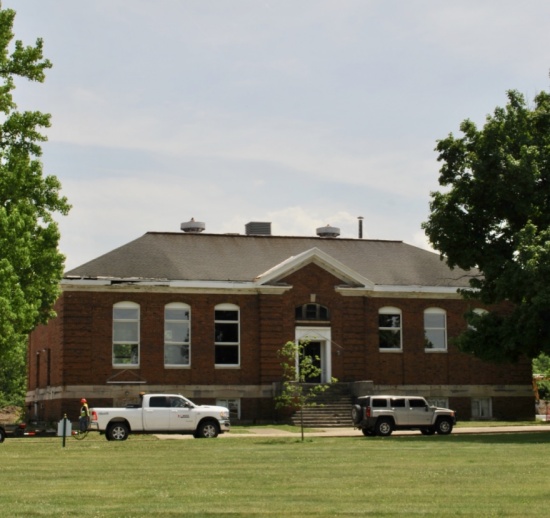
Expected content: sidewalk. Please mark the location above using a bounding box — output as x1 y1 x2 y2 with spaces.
155 424 549 440
224 424 550 438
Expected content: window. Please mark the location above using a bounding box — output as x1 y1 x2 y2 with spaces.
424 308 447 351
295 303 330 321
427 398 449 408
216 398 241 420
390 398 406 407
215 304 239 366
113 302 139 366
149 396 169 408
472 398 492 419
409 399 428 408
164 303 190 367
378 307 402 351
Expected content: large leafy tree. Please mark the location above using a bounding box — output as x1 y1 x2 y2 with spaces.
0 5 70 402
422 89 550 363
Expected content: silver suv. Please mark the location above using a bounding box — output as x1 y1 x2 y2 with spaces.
351 395 456 437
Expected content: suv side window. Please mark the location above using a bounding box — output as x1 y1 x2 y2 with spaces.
372 398 388 408
409 399 427 408
391 398 406 407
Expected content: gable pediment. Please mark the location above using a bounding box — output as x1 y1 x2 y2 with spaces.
254 247 374 288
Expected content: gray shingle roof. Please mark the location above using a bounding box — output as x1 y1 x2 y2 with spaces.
64 232 475 288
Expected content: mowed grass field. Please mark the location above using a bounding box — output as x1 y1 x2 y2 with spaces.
1 430 549 517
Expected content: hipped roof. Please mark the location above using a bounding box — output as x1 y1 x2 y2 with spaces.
64 232 474 289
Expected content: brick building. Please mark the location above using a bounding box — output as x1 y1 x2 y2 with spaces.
27 222 534 422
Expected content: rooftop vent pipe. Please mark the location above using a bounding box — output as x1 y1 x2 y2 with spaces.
180 218 205 233
316 224 340 238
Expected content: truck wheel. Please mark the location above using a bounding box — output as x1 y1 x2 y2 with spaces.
0 427 5 443
107 423 129 441
195 420 219 438
351 405 363 425
435 418 453 435
375 418 393 437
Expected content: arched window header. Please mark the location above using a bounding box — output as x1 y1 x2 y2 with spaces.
295 303 330 321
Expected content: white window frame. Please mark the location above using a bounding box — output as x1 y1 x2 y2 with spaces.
216 398 241 420
427 398 449 408
424 307 447 352
112 301 140 367
214 303 240 368
471 398 492 419
164 302 191 368
378 306 402 352
295 327 332 383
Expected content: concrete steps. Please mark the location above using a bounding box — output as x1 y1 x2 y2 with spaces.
289 384 352 428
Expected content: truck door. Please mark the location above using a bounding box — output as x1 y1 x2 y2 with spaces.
143 396 171 430
168 396 195 431
408 398 433 426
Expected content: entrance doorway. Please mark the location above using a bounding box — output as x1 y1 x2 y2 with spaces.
302 341 322 383
295 327 332 383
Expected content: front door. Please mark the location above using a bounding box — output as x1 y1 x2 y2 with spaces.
302 341 322 383
295 327 332 383
143 396 171 430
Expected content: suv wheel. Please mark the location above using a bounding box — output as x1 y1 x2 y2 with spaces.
435 418 453 435
375 418 393 437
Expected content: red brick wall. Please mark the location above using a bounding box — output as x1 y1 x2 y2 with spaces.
27 262 532 421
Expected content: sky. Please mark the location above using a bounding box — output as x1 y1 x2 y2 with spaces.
6 0 550 270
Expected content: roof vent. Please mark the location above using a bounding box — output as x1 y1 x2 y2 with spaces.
245 221 271 236
180 218 205 233
316 224 340 238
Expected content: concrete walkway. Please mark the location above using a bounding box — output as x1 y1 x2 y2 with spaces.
155 424 549 440
226 425 550 438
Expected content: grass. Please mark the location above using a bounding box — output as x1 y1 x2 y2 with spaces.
1 431 549 517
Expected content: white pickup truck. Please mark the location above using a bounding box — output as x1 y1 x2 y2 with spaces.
91 394 230 441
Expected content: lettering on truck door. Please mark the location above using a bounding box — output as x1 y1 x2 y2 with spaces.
143 396 171 430
168 396 195 431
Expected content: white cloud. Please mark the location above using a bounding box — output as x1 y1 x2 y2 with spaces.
7 0 550 270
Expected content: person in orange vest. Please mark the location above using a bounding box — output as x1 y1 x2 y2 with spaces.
79 398 90 432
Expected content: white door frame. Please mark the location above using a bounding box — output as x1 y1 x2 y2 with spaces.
295 327 332 383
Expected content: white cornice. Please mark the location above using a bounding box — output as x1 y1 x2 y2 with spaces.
61 279 292 295
61 278 463 298
254 247 374 288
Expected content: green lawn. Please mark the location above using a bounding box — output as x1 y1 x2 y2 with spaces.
1 431 549 517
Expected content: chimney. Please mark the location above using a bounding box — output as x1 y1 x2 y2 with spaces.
358 216 364 239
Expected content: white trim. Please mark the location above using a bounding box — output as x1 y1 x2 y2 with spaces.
255 247 374 288
214 303 240 368
62 280 462 298
112 301 140 367
424 307 447 351
295 326 332 383
378 306 402 351
337 285 463 296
